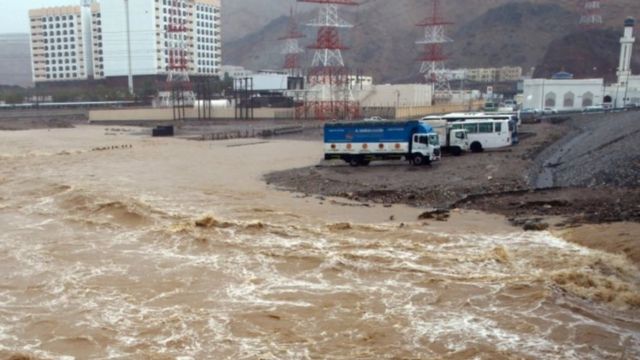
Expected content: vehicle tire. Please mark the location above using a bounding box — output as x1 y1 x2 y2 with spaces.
470 142 483 153
451 147 462 156
359 159 371 166
411 154 425 166
348 156 361 167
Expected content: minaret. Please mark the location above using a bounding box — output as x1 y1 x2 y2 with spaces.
617 17 636 85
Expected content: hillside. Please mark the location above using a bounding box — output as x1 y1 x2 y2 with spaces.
222 0 640 83
534 29 640 82
221 0 290 42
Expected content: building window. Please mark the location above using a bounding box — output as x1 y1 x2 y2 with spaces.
545 92 556 108
563 92 575 108
582 92 594 107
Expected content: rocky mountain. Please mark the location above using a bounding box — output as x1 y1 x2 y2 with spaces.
222 0 640 83
221 0 290 42
535 29 640 83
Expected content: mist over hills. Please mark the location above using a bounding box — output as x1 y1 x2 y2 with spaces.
223 0 640 83
0 33 33 87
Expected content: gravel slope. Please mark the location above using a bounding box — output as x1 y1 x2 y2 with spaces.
531 111 640 188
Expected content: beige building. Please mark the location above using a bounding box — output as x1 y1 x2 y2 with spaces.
28 4 95 83
498 66 523 82
464 66 523 83
29 0 222 83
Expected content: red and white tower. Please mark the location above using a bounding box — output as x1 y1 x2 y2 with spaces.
166 0 190 85
579 1 603 28
298 0 360 120
279 8 305 76
416 0 452 99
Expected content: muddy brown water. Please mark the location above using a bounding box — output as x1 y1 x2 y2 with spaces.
0 127 638 359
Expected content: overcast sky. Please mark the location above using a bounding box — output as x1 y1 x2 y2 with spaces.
0 0 79 34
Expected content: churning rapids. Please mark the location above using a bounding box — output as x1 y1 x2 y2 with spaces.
0 126 638 359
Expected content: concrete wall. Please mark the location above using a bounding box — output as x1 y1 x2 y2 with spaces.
362 102 483 120
357 84 433 107
89 107 295 122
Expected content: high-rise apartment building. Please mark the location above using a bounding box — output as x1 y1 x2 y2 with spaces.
28 4 95 82
101 0 221 78
90 2 104 79
28 0 221 84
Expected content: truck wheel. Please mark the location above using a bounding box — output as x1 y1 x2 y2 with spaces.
470 142 483 153
411 154 425 166
451 147 462 156
348 157 361 167
359 159 371 166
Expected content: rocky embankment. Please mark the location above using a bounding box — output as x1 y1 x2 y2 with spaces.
532 111 640 188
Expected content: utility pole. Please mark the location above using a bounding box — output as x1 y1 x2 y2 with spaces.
298 0 360 120
124 0 134 95
417 0 453 102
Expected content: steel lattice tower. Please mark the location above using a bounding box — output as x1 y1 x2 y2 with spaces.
298 0 360 120
279 8 306 76
579 1 603 28
417 0 452 99
167 0 190 85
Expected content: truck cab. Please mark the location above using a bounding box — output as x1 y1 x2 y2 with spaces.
410 132 441 165
421 118 469 156
447 128 470 156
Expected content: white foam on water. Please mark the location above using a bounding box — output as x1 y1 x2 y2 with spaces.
1 184 639 359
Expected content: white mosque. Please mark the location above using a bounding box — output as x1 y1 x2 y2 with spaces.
524 18 640 110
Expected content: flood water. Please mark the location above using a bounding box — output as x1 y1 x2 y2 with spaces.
0 127 638 359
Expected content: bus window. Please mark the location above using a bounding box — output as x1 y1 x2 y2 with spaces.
478 123 493 133
451 124 463 130
495 122 502 133
463 123 478 133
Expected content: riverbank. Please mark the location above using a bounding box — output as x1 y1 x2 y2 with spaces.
265 112 640 225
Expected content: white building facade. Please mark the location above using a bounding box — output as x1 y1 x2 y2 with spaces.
101 0 221 78
28 3 96 83
29 0 221 83
523 78 604 110
90 2 103 79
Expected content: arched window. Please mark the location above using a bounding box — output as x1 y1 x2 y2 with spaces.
582 92 594 107
563 92 575 108
545 92 556 107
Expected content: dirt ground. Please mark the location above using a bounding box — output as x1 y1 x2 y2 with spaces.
265 121 568 208
265 113 640 227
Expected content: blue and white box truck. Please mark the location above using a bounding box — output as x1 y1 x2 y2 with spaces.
324 121 441 166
